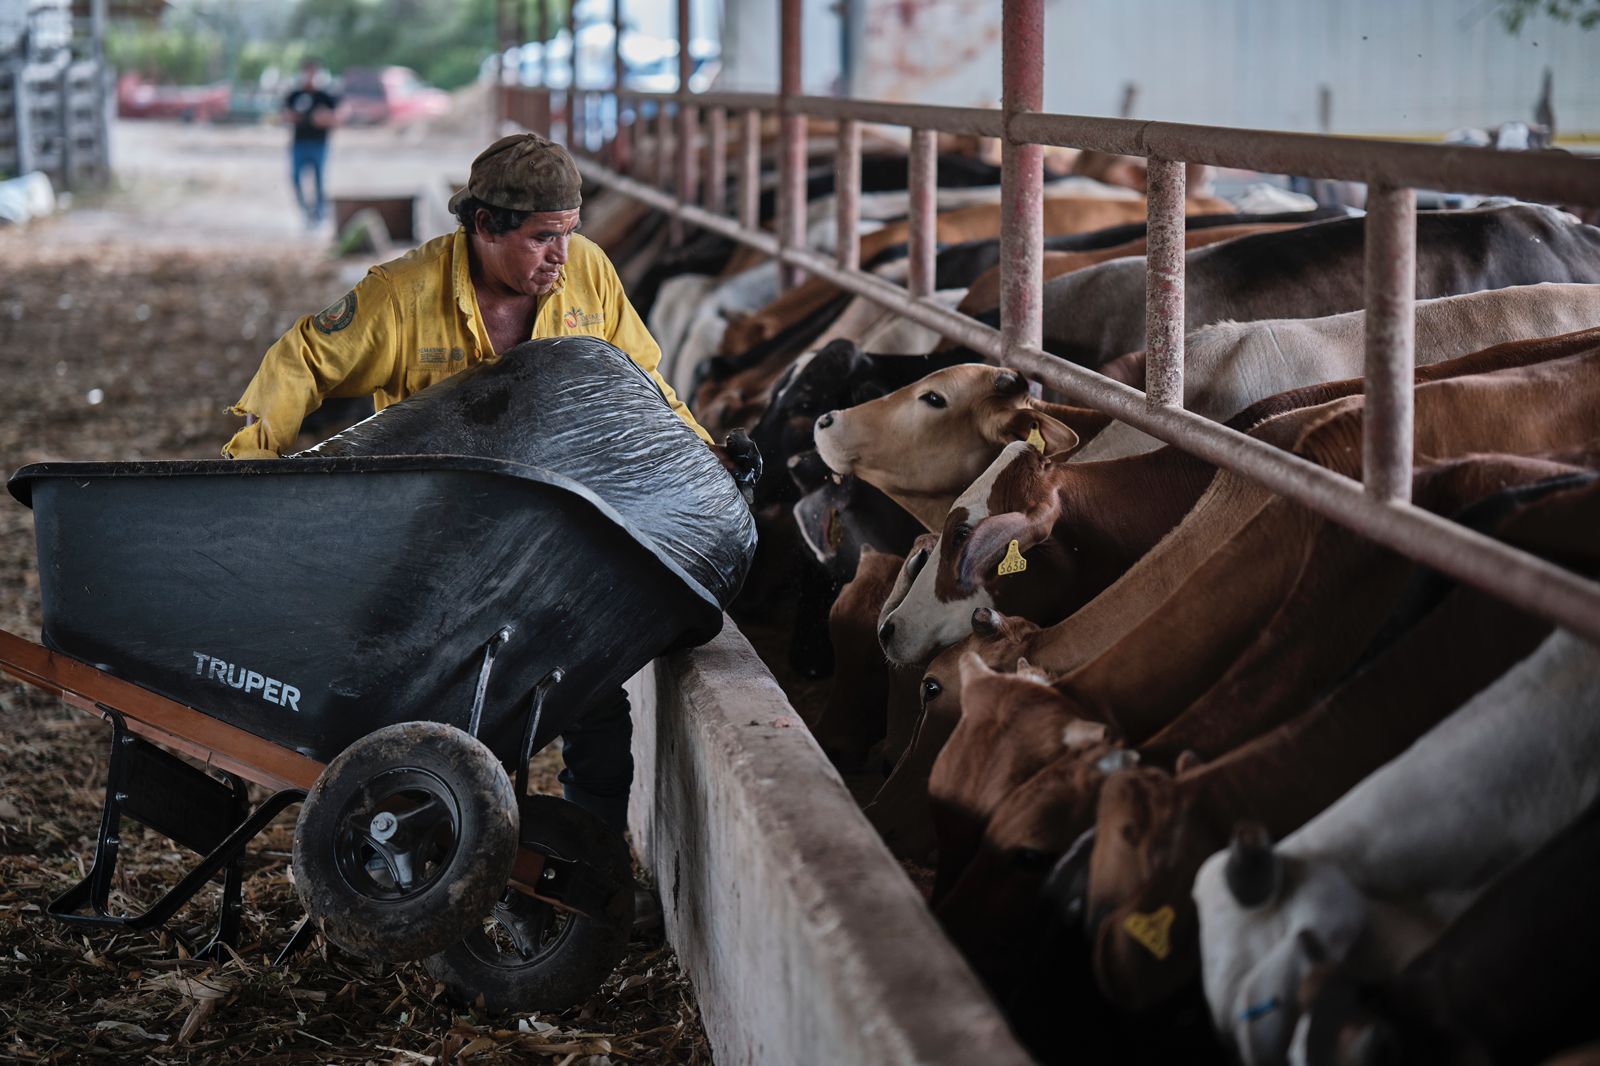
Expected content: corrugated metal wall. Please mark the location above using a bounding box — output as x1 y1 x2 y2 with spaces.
833 0 1597 141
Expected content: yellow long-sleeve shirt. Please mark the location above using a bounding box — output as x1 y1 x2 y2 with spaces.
223 228 711 458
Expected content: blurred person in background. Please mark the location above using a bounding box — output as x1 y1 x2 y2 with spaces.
283 58 339 228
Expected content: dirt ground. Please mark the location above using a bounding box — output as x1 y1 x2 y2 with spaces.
0 118 710 1064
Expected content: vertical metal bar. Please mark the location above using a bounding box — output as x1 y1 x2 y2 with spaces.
1000 0 1044 361
707 106 728 213
908 127 937 298
1144 157 1187 409
673 0 695 245
835 119 861 272
612 0 628 172
655 103 671 189
566 0 578 146
535 0 551 137
779 0 806 287
1363 183 1417 502
740 108 761 231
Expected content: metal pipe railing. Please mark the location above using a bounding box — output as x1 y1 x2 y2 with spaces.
603 88 1597 207
836 119 862 273
908 127 937 298
1143 157 1186 410
572 152 1600 648
517 13 1600 653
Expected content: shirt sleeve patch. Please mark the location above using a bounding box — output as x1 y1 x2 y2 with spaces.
312 290 358 334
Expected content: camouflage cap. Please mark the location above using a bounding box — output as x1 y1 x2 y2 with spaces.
448 133 583 215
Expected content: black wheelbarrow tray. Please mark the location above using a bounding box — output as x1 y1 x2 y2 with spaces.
0 451 727 1012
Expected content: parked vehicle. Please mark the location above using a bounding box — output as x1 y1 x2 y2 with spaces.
339 66 452 126
115 73 230 123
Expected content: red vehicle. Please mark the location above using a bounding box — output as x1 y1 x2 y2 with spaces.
115 73 231 122
339 66 452 126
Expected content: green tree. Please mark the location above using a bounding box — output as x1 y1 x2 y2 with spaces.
1498 0 1600 31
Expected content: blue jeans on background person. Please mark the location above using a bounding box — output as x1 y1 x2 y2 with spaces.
290 140 328 225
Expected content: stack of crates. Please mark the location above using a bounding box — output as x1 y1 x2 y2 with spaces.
0 0 108 189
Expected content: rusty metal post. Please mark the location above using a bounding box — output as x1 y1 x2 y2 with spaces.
908 127 937 298
673 0 696 244
612 0 629 172
1363 183 1417 502
1144 157 1187 408
567 0 579 146
1000 0 1044 361
655 103 671 189
740 108 761 231
707 106 728 213
778 0 806 287
835 119 861 272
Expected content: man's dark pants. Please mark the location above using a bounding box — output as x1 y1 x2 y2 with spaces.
558 688 633 832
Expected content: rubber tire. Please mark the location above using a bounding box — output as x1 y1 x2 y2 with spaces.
292 721 519 963
423 794 634 1013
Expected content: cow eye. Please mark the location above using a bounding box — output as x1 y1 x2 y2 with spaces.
908 548 930 577
921 677 943 705
951 524 972 546
1012 847 1056 870
919 391 947 409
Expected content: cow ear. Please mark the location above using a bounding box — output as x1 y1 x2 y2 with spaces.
955 507 1057 590
998 408 1080 458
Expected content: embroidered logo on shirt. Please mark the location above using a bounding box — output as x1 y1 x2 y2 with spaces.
563 306 606 330
312 291 357 334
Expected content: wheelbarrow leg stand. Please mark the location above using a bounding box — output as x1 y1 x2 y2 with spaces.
48 709 306 957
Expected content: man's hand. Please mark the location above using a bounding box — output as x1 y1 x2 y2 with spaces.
710 430 762 507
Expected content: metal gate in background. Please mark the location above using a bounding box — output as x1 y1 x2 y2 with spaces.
496 0 1600 648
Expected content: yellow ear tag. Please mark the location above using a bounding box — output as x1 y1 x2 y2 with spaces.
1123 906 1175 960
826 508 844 552
997 539 1028 576
1026 422 1047 454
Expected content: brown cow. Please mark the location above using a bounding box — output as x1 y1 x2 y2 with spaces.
814 363 1095 529
718 193 1235 356
929 452 1594 1006
808 545 905 769
880 329 1600 667
1081 471 1600 1014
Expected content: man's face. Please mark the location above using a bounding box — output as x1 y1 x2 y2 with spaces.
478 209 581 297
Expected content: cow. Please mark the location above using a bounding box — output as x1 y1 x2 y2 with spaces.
1078 472 1600 1017
984 203 1600 370
877 329 1600 667
717 192 1237 356
751 341 988 510
814 363 1098 529
1194 629 1600 1066
1075 282 1600 461
1292 795 1600 1066
807 546 908 769
954 221 1307 318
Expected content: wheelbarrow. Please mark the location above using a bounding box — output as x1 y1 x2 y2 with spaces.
0 337 758 1012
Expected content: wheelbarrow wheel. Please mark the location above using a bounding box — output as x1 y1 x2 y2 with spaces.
292 721 519 962
423 794 634 1013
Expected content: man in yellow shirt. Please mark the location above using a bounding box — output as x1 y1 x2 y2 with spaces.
224 133 734 845
223 131 714 459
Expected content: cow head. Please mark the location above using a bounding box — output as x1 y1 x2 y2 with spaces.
814 364 1080 530
934 722 1120 994
1193 826 1370 1066
1083 763 1215 1012
751 340 872 508
927 653 1112 903
878 442 1079 666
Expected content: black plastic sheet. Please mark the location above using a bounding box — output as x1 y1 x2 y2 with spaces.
301 336 756 610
